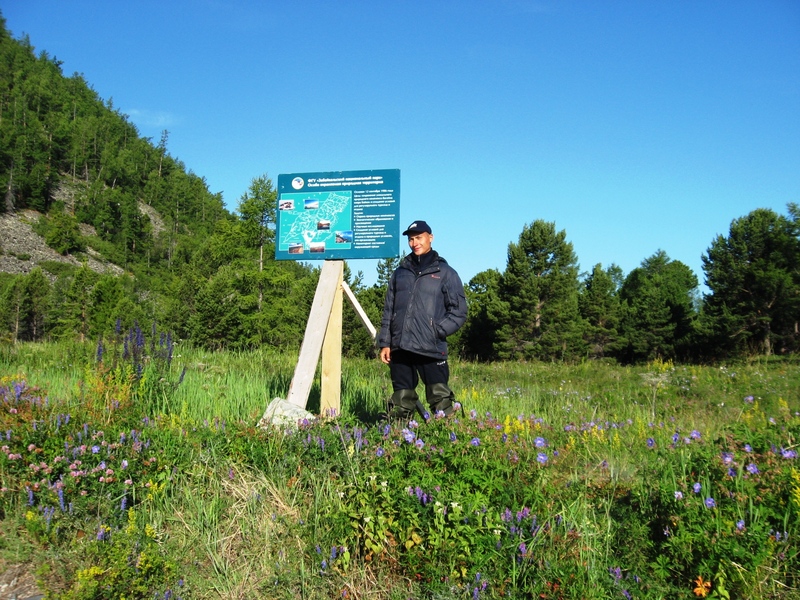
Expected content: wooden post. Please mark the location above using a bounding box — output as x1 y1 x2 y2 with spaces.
320 262 343 416
286 260 343 408
284 260 378 416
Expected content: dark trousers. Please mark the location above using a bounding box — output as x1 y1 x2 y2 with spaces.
389 349 449 392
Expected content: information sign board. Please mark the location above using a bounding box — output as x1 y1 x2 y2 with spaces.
275 169 400 260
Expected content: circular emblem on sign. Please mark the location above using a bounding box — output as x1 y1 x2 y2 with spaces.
291 177 305 190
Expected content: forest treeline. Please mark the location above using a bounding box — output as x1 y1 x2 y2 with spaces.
1 17 798 363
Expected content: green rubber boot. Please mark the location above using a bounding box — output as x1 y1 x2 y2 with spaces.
387 389 419 421
426 382 455 417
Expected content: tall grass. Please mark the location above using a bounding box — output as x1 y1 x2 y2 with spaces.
1 341 798 599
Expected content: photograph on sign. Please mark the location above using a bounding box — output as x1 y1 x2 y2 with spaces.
276 169 400 261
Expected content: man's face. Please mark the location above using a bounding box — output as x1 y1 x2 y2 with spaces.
407 232 433 255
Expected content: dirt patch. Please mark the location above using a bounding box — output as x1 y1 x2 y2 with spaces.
0 562 43 600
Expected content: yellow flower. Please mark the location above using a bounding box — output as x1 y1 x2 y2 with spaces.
693 575 711 597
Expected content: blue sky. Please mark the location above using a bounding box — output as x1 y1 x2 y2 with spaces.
3 1 799 290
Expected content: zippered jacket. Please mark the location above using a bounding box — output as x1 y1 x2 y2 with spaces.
378 251 467 359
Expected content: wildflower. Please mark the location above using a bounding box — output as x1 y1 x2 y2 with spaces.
704 497 716 509
693 482 701 494
736 520 745 531
470 409 477 419
534 436 547 448
781 448 798 459
449 432 457 442
91 446 100 454
375 447 385 457
746 463 759 475
744 395 754 403
536 452 548 464
402 429 416 443
693 575 711 597
609 566 622 581
415 438 425 449
721 452 733 464
470 437 480 446
690 430 701 440
674 491 684 500
647 437 655 448
744 443 752 453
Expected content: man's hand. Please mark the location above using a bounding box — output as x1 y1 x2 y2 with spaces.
379 347 391 364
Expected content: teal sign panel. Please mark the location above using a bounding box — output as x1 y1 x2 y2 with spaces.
276 169 400 260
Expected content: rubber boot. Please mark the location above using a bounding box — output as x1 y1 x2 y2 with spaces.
426 382 455 417
387 389 419 421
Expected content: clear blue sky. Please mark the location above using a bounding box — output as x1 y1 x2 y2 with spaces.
3 1 799 291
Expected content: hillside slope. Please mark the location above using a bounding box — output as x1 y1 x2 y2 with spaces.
0 210 124 277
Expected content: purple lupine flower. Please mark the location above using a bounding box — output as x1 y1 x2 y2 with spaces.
609 566 622 581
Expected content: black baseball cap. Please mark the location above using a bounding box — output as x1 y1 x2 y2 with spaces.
402 220 432 236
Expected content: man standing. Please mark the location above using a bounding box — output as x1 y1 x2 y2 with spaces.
378 220 467 419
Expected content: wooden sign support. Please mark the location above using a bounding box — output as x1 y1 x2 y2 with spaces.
285 260 376 416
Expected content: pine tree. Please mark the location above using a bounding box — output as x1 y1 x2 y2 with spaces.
495 220 584 361
701 206 799 357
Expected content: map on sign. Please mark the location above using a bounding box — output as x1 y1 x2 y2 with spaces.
276 169 399 260
278 191 353 255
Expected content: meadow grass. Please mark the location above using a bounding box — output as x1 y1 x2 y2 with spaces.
1 341 799 599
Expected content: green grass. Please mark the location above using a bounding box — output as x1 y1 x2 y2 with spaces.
1 342 799 599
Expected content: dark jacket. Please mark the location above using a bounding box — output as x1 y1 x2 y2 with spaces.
378 251 467 359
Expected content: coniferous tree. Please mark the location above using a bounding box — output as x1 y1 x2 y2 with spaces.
495 220 584 361
701 205 799 357
617 251 698 363
459 269 503 361
24 267 51 341
237 174 277 310
579 263 623 359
